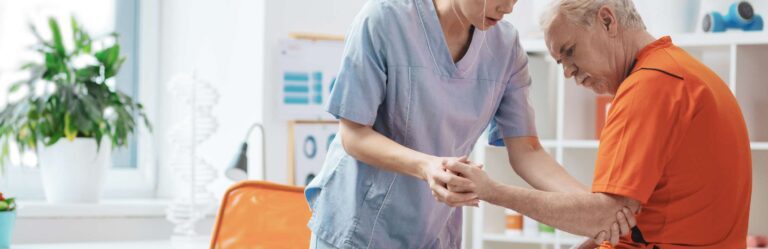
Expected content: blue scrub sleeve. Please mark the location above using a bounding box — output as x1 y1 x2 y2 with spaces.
325 6 387 126
489 37 537 146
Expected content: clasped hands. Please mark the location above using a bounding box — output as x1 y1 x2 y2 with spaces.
422 156 635 246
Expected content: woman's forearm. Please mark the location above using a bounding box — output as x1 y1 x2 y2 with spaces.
339 119 435 180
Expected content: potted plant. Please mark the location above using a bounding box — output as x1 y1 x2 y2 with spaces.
0 192 15 249
0 17 151 203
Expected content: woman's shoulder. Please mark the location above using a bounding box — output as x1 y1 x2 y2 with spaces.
350 0 424 44
479 20 528 80
488 20 522 49
356 0 420 23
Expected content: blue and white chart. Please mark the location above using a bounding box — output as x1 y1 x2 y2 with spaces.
278 39 344 120
289 121 339 186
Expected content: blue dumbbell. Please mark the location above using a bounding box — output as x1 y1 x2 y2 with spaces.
703 1 764 32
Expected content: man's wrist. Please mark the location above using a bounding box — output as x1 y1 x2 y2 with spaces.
481 179 504 204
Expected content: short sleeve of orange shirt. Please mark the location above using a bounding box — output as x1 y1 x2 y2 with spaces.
591 69 693 203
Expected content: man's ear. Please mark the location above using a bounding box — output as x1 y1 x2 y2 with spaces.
597 5 618 36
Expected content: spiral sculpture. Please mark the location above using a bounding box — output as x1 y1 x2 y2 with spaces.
165 74 219 239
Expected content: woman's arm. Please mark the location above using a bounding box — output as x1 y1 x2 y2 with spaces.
339 118 480 207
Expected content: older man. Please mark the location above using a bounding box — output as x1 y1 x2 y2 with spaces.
445 0 752 248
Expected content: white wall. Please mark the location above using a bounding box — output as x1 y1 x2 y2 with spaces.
155 0 365 196
155 0 267 197
262 0 365 184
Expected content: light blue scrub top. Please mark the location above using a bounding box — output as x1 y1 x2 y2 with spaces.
305 0 536 248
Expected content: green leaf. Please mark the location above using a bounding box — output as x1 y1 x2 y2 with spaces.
75 66 100 83
64 112 77 141
140 112 152 133
5 198 15 211
71 16 92 55
8 81 25 93
48 17 66 58
20 62 40 70
71 16 83 53
28 22 53 48
107 57 126 78
95 44 120 69
45 133 61 146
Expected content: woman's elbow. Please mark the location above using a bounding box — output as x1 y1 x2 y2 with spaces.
338 120 366 158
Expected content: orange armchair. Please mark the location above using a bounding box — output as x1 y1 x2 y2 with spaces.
210 181 312 249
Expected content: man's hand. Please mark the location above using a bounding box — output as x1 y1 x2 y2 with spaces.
570 239 598 249
602 206 636 245
590 206 636 246
442 157 498 202
421 156 479 207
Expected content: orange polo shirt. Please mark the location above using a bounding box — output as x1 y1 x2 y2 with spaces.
592 36 752 248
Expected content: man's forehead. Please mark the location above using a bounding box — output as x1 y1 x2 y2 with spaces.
545 31 566 58
545 16 574 57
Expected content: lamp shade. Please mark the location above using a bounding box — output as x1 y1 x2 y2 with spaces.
225 143 248 181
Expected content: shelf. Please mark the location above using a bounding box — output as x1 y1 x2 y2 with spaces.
17 199 171 218
521 32 768 53
483 233 584 245
491 140 768 150
671 32 768 47
561 140 600 149
520 38 548 54
752 142 768 150
540 139 558 148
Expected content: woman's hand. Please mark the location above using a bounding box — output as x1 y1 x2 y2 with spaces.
442 157 498 202
421 156 479 207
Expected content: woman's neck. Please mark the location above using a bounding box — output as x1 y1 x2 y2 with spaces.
433 0 473 62
433 0 470 37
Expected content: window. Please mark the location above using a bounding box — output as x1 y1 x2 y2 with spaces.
0 0 158 198
112 0 139 169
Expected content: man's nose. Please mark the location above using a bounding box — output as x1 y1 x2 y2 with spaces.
563 64 577 78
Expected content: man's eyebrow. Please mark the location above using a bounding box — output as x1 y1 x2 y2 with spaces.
555 43 567 64
556 42 573 64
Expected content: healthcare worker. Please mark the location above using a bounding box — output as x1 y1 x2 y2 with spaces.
305 0 633 248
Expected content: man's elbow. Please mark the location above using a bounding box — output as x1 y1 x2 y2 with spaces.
582 194 640 236
571 209 621 238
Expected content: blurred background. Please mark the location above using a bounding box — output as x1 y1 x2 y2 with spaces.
0 0 765 248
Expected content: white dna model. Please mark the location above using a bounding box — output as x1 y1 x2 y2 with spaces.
165 73 219 240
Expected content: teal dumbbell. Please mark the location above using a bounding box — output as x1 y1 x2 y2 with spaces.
703 1 764 32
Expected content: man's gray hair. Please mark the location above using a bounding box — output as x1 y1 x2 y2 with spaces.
540 0 646 33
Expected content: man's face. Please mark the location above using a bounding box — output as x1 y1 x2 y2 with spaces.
545 13 622 95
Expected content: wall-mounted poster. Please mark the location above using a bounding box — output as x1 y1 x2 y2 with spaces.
288 120 339 186
278 39 344 120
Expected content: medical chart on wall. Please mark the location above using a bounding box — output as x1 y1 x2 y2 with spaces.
288 121 339 186
278 39 344 120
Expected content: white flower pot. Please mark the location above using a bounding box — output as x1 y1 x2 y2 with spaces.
38 138 111 203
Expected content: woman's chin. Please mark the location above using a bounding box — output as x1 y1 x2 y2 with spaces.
474 23 495 31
